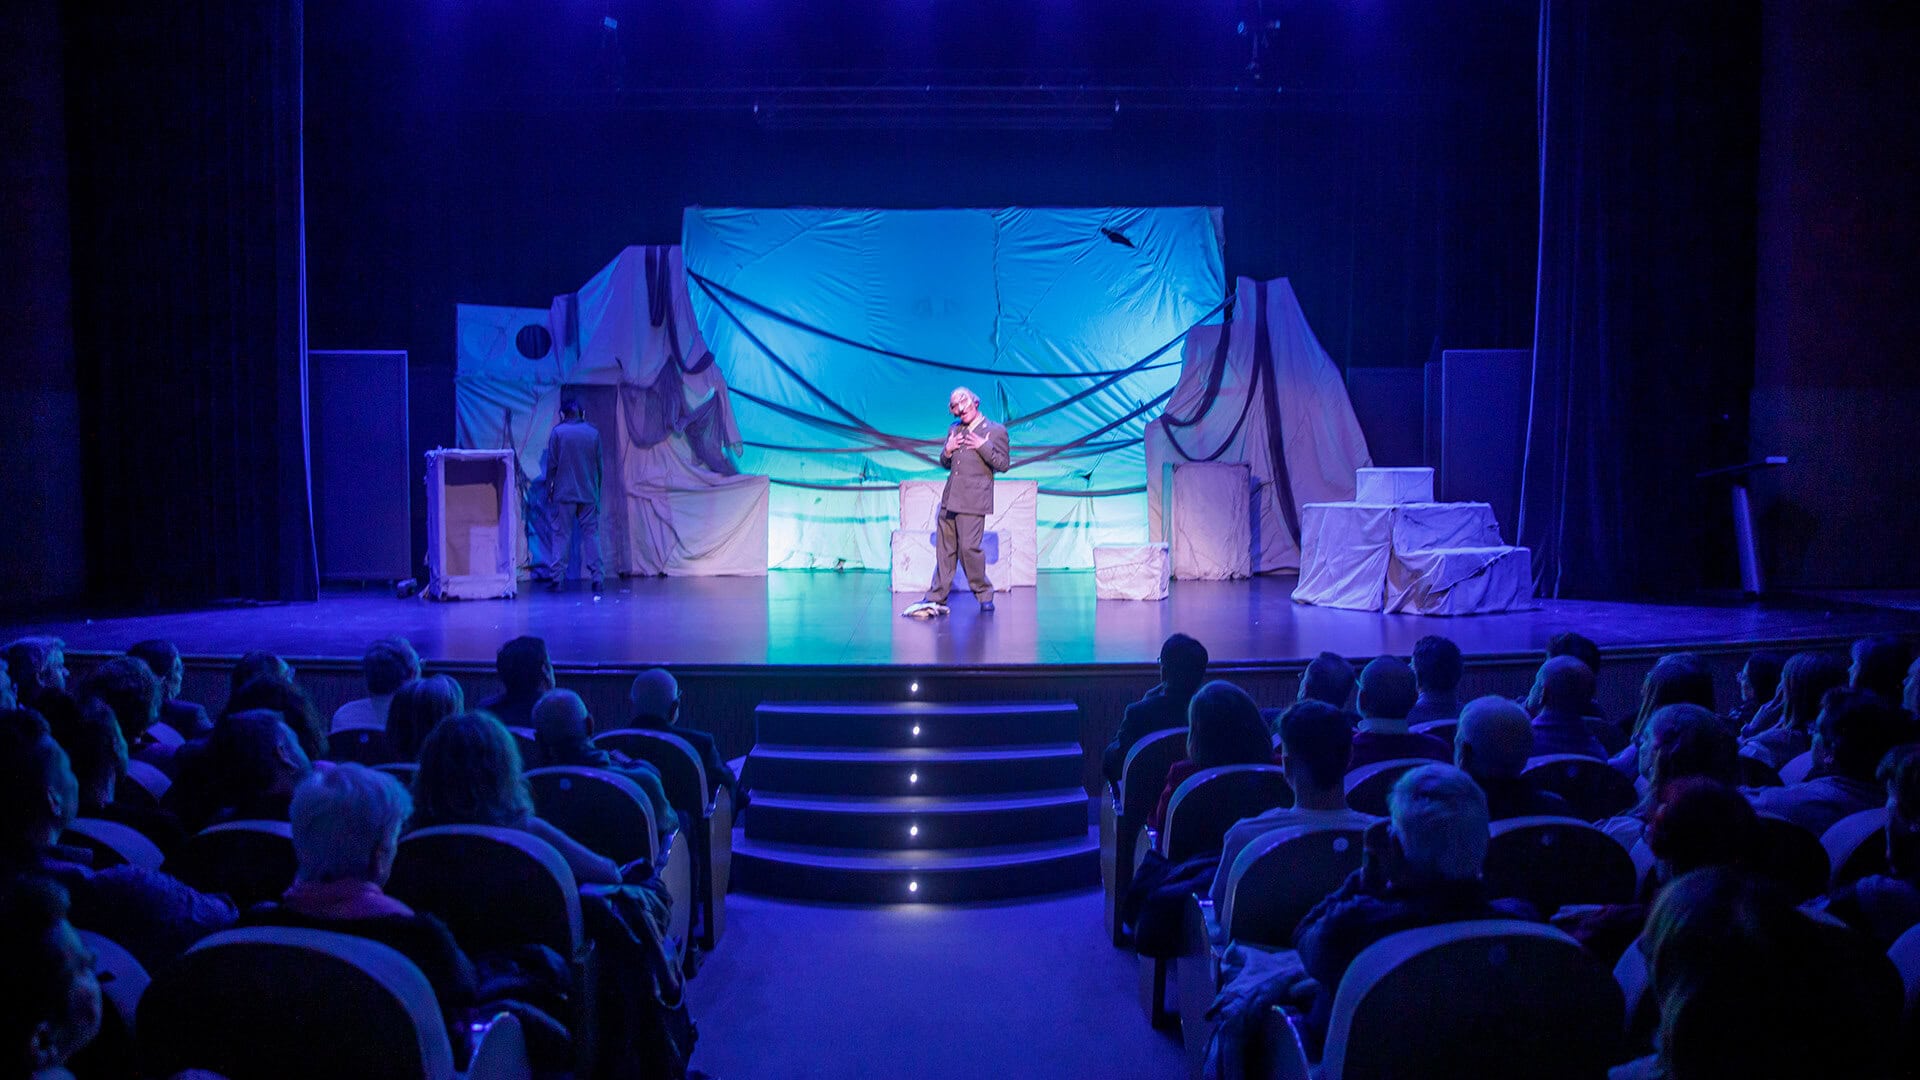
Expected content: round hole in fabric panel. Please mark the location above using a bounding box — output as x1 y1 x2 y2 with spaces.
516 324 553 360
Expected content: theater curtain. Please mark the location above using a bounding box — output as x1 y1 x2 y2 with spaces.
1519 0 1759 598
63 0 317 606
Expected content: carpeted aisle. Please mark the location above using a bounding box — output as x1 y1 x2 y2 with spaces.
685 889 1187 1079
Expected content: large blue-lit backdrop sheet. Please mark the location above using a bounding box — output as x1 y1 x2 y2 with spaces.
682 207 1225 569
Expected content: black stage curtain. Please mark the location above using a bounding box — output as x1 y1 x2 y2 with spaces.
1520 0 1760 599
63 0 317 607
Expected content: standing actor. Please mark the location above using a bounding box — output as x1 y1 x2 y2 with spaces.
908 386 1010 616
543 398 604 595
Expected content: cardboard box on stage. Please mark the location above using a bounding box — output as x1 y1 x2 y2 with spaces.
424 449 520 600
898 480 1038 587
890 529 1012 594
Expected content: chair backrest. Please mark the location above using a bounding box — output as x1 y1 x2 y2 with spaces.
166 820 299 909
79 930 150 1039
137 926 456 1080
1220 825 1365 947
1612 939 1651 1031
328 727 400 766
121 759 173 807
146 722 185 747
1161 765 1291 862
1824 806 1891 888
388 824 583 956
1520 755 1638 822
1736 752 1783 788
1750 813 1832 902
62 817 167 871
1322 920 1623 1080
1780 750 1816 785
1343 758 1430 818
1484 817 1637 916
1890 923 1920 1019
374 761 419 784
594 728 709 815
527 765 660 865
505 725 543 769
1410 719 1457 746
1119 728 1188 822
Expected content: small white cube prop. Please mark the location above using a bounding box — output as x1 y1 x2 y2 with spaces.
1170 462 1252 580
1094 543 1171 601
890 529 1012 594
1355 467 1434 505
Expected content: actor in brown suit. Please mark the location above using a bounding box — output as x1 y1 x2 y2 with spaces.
921 386 1010 611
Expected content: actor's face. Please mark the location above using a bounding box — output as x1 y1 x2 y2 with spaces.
948 390 978 423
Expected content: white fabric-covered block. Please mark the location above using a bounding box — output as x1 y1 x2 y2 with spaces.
898 479 1038 587
1170 462 1252 580
1356 467 1434 505
889 529 1012 594
1386 545 1535 615
1094 543 1171 601
1293 503 1392 610
899 481 942 532
425 449 519 600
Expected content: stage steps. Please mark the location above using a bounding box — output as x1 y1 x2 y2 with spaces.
734 701 1097 903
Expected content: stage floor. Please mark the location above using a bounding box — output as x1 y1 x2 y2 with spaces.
17 571 1918 670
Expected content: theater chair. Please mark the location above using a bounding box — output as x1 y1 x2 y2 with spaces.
122 759 173 807
1263 921 1624 1080
1890 924 1920 1020
62 817 166 871
1103 728 1186 946
1521 755 1638 822
1484 817 1636 916
1135 764 1291 1029
388 825 597 1079
1780 750 1816 785
70 930 148 1080
1342 759 1429 817
1409 719 1457 746
166 820 298 909
329 727 401 766
1750 814 1832 902
1824 806 1891 889
146 721 185 748
594 728 731 949
375 761 420 784
527 765 694 961
1178 825 1365 1078
138 926 530 1080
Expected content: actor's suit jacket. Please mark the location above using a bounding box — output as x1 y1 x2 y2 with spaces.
938 417 1011 516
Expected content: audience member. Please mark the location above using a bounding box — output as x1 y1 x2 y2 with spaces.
1290 764 1537 1055
226 651 291 704
1751 687 1913 838
222 674 328 764
1404 635 1464 725
1346 658 1449 769
206 709 316 823
1608 653 1717 778
331 637 421 734
1741 651 1847 769
0 875 103 1080
128 639 213 738
0 656 15 712
43 696 188 854
1818 745 1920 946
1527 656 1608 759
386 675 466 762
1453 696 1573 820
1851 635 1917 705
1907 654 1920 718
1523 632 1604 719
77 657 168 773
627 668 740 805
531 689 678 834
0 708 237 970
1596 704 1739 850
1209 700 1375 911
478 636 554 730
1298 652 1356 709
1101 633 1208 783
410 712 620 886
1728 650 1786 737
2 637 70 713
1148 680 1280 833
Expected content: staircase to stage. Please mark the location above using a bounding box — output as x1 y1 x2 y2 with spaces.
734 701 1098 903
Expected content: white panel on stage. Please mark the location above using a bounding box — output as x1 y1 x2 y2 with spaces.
1386 546 1535 615
1355 467 1435 505
629 471 770 577
425 449 519 600
1094 543 1171 601
1294 500 1507 612
898 480 1038 587
890 529 1012 594
1170 462 1251 580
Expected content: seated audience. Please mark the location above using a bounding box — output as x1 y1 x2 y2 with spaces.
222 673 328 764
385 675 466 761
0 708 237 970
1298 652 1356 709
532 689 678 834
1750 687 1912 837
1908 654 1920 718
226 651 291 705
1210 699 1376 911
1527 656 1608 759
1608 652 1718 778
0 875 103 1079
331 637 421 734
1404 635 1464 725
410 712 620 886
627 668 740 805
77 657 169 773
1522 631 1605 720
1729 650 1787 738
3 637 71 714
1149 680 1281 833
206 709 316 823
128 638 213 739
1817 745 1920 946
1741 650 1847 769
1597 703 1740 850
1101 633 1208 784
478 636 554 730
1291 764 1538 1055
0 656 14 712
1851 634 1917 705
1453 696 1574 820
43 695 188 854
1346 658 1449 769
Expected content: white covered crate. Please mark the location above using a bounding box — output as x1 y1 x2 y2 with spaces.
1094 543 1171 601
1355 467 1434 505
425 448 520 600
890 529 1012 594
898 479 1038 587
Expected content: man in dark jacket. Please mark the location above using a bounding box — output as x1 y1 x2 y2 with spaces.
627 668 738 806
1101 634 1209 784
543 398 604 594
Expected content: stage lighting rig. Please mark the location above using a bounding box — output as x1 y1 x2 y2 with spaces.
1237 1 1285 85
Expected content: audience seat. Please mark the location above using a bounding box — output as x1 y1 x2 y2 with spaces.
1484 817 1637 916
1521 755 1638 822
1750 814 1832 902
1889 923 1920 1019
122 759 173 807
146 722 185 748
526 764 693 957
166 820 299 909
329 726 401 766
1824 806 1891 889
594 727 732 950
1612 939 1651 1036
63 817 166 871
374 761 420 784
1780 750 1816 785
71 930 148 1079
1737 753 1783 788
1409 719 1457 746
1343 759 1430 817
137 925 530 1080
1265 920 1624 1080
1102 728 1186 946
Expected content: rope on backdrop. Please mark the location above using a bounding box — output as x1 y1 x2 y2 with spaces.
767 477 1148 498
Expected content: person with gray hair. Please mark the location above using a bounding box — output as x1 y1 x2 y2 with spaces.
627 667 739 805
905 385 1011 617
1291 763 1539 1054
533 688 677 833
1454 696 1574 821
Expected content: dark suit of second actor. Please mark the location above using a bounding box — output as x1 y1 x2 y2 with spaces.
927 416 1010 604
